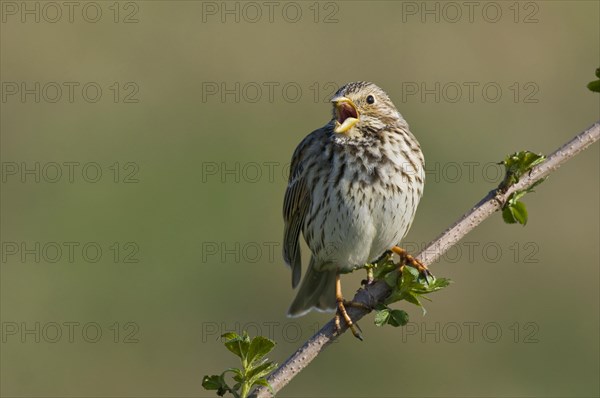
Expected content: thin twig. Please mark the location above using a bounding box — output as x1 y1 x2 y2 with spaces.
251 121 600 398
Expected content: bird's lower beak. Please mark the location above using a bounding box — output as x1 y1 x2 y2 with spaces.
332 97 359 134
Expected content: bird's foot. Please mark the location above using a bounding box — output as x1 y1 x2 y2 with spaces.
392 246 432 283
334 299 364 341
361 267 375 287
343 299 371 311
333 274 364 341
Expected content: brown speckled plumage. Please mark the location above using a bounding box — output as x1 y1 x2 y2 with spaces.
283 82 425 316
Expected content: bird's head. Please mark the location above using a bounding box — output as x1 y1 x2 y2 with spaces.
330 82 403 138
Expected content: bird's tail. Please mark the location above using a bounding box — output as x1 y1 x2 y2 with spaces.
287 258 337 317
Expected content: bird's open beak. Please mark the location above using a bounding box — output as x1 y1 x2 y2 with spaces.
332 97 359 134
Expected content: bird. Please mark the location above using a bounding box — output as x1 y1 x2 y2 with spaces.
282 81 426 339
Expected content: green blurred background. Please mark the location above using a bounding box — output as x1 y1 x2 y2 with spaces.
1 1 598 397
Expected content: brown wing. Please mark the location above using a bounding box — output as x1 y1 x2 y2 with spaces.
283 132 317 288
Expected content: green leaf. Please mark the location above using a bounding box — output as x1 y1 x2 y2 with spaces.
388 309 409 327
402 292 423 308
511 201 528 225
374 306 409 327
588 68 600 92
374 307 390 327
246 336 275 366
404 264 420 279
383 270 398 287
222 332 250 362
430 277 451 290
502 206 517 224
202 374 232 397
202 375 225 391
221 332 240 340
588 80 600 93
502 190 530 225
224 368 243 383
246 361 277 381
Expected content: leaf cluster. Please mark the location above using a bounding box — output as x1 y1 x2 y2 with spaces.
498 151 546 225
371 256 450 327
202 332 277 398
587 67 600 93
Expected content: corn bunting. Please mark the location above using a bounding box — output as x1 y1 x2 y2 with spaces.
283 81 426 339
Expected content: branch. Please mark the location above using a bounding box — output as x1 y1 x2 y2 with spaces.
251 120 600 398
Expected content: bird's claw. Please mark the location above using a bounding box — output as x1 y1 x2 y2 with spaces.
335 315 363 341
334 300 364 341
361 265 375 287
418 268 433 284
392 246 433 284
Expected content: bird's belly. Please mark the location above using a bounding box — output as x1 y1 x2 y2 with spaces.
306 181 417 273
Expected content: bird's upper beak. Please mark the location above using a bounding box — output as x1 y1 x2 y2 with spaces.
332 97 359 134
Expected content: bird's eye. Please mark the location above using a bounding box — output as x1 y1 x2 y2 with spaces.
366 95 375 104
